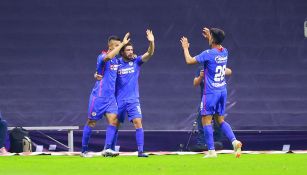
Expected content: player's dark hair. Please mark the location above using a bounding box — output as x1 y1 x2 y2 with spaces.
120 42 133 56
108 35 121 43
210 28 225 45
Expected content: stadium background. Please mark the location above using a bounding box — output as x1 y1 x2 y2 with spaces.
0 0 307 151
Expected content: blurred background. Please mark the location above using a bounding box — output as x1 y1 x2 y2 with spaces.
0 0 307 151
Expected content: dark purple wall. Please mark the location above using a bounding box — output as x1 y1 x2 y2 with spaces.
0 0 307 130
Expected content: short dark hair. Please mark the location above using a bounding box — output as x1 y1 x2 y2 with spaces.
120 42 133 56
210 28 225 45
108 35 121 43
119 42 133 56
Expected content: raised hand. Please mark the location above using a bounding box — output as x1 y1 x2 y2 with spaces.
122 32 131 45
202 27 211 39
180 36 190 49
146 29 154 42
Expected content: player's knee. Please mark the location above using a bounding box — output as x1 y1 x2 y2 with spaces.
87 120 97 128
203 121 211 126
202 116 212 125
216 117 225 124
105 113 118 126
108 118 118 126
133 118 142 128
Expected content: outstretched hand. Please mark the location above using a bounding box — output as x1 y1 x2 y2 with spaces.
122 32 131 45
146 29 154 42
180 37 190 49
202 27 211 39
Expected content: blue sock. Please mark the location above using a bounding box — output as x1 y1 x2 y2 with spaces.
203 125 215 150
220 122 236 142
81 125 92 153
104 125 117 150
136 128 144 152
111 129 119 150
0 120 8 148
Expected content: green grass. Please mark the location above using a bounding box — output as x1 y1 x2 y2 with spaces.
0 154 307 175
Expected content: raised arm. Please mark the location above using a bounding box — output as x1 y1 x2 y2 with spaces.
141 29 155 62
180 37 197 65
104 32 131 62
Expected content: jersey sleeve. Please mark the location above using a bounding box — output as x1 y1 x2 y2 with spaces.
195 50 211 64
96 54 106 75
135 56 144 66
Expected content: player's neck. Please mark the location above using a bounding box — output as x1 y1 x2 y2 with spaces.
211 44 223 51
123 57 130 62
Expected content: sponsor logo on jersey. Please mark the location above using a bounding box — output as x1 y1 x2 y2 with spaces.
118 67 135 75
211 82 226 87
215 55 227 63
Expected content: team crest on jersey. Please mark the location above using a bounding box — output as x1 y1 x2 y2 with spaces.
215 55 227 63
129 61 133 66
91 112 97 116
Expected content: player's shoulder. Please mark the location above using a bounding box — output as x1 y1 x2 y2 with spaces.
201 49 217 57
98 53 107 60
134 55 142 61
116 56 124 63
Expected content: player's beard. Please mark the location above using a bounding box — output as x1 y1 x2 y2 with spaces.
127 54 134 60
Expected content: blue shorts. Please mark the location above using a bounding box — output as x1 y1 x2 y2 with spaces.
117 99 142 123
87 95 118 121
200 91 227 116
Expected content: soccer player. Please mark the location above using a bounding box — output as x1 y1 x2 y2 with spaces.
97 30 154 157
193 66 232 151
81 33 130 157
181 27 242 158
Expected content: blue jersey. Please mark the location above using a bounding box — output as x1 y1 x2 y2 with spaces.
91 53 119 98
116 56 144 100
195 48 228 94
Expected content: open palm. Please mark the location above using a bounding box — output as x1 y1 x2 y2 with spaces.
146 29 154 42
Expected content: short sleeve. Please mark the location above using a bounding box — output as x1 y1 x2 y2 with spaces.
195 50 211 64
135 56 144 66
96 54 106 75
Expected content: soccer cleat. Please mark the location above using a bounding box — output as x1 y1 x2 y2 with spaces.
101 149 119 157
80 151 93 158
203 150 217 158
232 140 242 158
138 152 149 158
0 147 8 155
